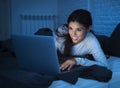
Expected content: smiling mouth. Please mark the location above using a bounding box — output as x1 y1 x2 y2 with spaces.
72 37 78 41
72 36 77 39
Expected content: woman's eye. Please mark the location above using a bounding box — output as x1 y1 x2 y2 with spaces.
69 28 72 30
77 28 82 31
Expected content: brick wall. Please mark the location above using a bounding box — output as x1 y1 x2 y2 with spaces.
92 0 120 36
58 0 120 37
58 0 88 26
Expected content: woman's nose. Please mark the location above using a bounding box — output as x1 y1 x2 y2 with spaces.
73 30 77 35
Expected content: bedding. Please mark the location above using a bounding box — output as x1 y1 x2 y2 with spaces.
1 55 120 88
49 56 120 88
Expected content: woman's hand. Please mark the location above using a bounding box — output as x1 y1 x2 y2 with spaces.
60 59 76 71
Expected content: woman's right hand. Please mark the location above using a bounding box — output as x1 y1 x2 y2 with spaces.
60 59 76 71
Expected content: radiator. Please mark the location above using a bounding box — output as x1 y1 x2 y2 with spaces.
20 14 57 35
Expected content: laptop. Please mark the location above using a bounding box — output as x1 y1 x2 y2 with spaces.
12 35 60 76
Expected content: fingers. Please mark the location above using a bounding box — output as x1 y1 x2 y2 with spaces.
60 59 76 71
60 63 71 70
60 62 66 70
68 64 73 70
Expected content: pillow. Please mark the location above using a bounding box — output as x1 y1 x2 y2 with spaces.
106 23 120 57
34 28 53 36
96 35 109 54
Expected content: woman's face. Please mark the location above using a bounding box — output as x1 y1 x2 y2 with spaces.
68 21 89 44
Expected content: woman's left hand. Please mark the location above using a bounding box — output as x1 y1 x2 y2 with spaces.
60 59 76 71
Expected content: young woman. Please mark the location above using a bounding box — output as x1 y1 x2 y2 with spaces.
49 9 112 87
56 9 109 69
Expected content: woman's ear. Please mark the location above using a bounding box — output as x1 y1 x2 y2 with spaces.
87 25 92 32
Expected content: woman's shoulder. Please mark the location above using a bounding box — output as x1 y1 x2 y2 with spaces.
73 32 98 48
87 32 98 41
85 32 100 45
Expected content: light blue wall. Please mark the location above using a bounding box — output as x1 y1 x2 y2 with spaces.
58 0 120 37
58 0 89 26
11 0 58 34
91 0 120 36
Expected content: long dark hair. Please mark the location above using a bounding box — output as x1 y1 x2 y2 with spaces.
63 9 92 57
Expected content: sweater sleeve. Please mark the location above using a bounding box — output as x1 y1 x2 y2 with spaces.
74 35 109 68
55 36 65 54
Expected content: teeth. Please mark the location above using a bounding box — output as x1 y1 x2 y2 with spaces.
72 37 77 40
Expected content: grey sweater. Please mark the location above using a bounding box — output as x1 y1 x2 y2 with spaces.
55 32 108 68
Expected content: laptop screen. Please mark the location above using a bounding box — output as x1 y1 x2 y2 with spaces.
12 35 60 75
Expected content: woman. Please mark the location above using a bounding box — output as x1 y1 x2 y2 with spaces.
58 9 108 70
49 9 112 87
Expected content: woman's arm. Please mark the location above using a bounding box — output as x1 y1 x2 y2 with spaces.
74 37 109 68
59 33 109 70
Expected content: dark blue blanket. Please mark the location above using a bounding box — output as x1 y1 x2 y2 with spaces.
0 56 53 88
